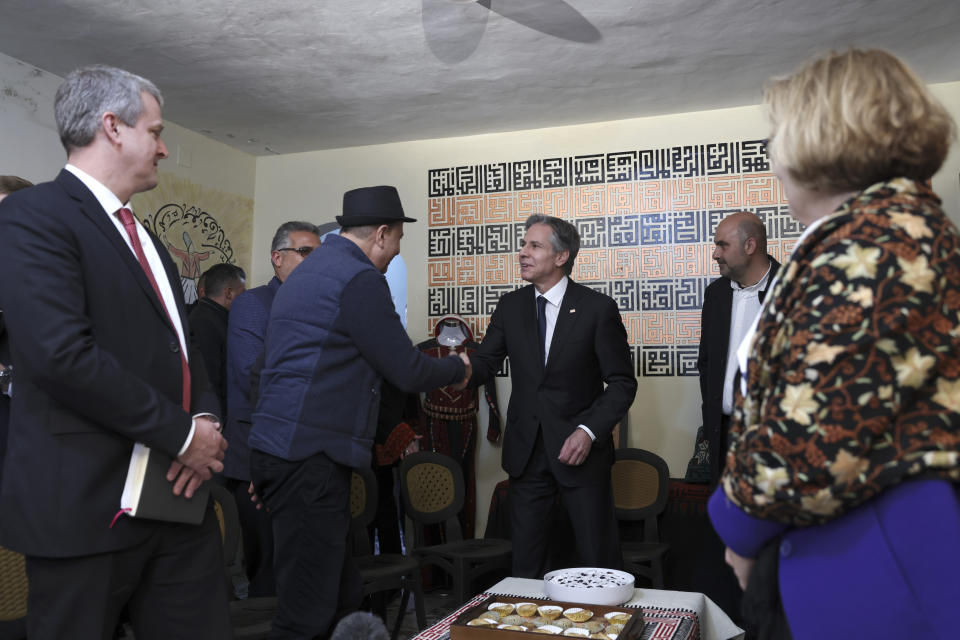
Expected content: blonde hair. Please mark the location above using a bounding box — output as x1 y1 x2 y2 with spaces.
765 49 956 192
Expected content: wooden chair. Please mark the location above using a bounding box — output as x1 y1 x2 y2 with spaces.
350 466 426 640
209 483 277 638
0 544 28 639
210 483 242 592
611 447 671 588
399 451 511 603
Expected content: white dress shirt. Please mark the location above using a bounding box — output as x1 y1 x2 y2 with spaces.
536 276 597 442
722 263 772 415
65 164 197 454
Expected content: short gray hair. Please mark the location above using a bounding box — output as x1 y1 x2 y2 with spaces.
270 221 321 252
54 65 163 152
524 214 580 276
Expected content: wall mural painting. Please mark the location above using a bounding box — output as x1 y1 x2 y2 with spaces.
132 173 254 305
426 139 802 378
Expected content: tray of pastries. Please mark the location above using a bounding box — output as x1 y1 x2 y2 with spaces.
449 594 645 639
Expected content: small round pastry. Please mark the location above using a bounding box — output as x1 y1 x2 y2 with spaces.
502 614 526 625
498 624 527 631
605 622 625 634
466 617 495 626
538 605 563 620
562 629 590 637
590 634 610 640
576 620 604 633
479 610 501 621
530 616 555 627
552 618 574 629
488 602 516 616
604 612 631 625
532 626 563 635
563 607 593 623
516 602 539 617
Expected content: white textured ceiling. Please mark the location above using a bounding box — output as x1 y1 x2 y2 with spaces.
1 0 958 156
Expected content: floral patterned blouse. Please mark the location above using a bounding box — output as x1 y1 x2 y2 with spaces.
722 177 960 526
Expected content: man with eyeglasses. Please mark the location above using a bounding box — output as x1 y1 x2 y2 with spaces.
222 220 320 597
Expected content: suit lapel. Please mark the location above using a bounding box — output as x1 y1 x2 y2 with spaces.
717 281 733 371
545 279 585 371
56 170 172 326
149 231 190 330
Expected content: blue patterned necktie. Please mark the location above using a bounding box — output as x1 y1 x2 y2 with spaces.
537 295 548 365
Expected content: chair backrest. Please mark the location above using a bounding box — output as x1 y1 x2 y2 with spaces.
610 447 669 541
209 483 241 568
349 466 379 556
350 466 379 528
0 545 27 621
399 451 465 544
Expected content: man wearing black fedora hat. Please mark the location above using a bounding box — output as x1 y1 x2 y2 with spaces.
249 185 470 639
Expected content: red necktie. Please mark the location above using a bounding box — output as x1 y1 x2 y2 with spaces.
117 207 191 412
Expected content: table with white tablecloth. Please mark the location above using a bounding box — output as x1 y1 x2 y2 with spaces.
412 577 744 640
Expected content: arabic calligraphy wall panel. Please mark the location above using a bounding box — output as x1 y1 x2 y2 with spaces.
426 139 799 378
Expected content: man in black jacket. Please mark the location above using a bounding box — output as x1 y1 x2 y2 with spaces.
696 210 778 630
189 262 246 417
470 214 637 578
697 211 779 484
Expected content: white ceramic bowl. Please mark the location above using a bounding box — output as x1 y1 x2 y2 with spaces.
543 567 635 606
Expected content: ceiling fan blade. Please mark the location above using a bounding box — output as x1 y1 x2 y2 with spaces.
423 0 490 63
485 0 601 44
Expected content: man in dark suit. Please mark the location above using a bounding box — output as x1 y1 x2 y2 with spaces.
698 211 778 485
697 211 777 627
222 220 320 598
0 175 34 485
190 262 246 417
470 214 637 578
0 65 230 639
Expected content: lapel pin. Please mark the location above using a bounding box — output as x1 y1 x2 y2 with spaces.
569 309 576 313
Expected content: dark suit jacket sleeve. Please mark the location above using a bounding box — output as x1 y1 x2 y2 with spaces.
188 305 226 413
227 291 269 407
697 289 713 430
0 191 193 458
469 296 509 387
578 295 637 441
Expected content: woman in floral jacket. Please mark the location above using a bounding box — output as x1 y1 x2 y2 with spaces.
708 49 960 639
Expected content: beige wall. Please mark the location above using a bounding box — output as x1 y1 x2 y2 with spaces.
0 52 257 274
254 81 960 536
131 121 257 277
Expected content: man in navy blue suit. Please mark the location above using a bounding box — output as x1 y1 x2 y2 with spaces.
0 66 230 639
222 220 320 597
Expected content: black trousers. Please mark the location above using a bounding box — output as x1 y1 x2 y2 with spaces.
251 449 362 640
223 477 276 596
24 499 232 640
508 431 622 578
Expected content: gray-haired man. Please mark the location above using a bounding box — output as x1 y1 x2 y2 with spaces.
222 220 321 597
0 66 230 638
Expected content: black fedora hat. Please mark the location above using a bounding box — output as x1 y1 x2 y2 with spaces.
335 185 417 227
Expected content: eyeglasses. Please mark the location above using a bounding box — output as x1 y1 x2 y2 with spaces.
277 246 315 257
